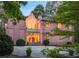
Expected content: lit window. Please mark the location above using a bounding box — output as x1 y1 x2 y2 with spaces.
26 21 39 29
35 34 40 43
27 33 30 42
69 25 72 30
45 21 51 27
27 33 40 43
58 23 62 28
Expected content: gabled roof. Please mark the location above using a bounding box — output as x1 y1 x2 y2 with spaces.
25 13 38 22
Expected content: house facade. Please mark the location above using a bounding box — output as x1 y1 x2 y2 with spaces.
6 13 74 46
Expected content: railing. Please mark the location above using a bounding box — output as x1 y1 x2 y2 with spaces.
26 29 40 32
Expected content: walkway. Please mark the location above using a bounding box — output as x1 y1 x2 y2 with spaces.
12 46 58 58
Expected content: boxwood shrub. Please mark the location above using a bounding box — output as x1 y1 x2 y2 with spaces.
0 35 14 56
43 39 49 46
16 39 26 46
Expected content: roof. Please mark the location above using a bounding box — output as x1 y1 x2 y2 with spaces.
42 14 56 22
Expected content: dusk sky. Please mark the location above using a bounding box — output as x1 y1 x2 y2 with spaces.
20 1 48 16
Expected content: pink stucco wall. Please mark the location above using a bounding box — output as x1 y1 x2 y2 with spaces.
6 19 26 44
6 13 74 45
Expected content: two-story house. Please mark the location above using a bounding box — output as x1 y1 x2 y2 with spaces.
6 13 74 45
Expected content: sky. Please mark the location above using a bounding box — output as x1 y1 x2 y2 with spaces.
20 1 48 16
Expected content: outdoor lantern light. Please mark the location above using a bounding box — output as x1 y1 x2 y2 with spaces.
5 23 7 28
5 23 7 26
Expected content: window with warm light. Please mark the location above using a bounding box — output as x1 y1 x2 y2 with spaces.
27 33 31 42
26 21 39 29
69 25 72 30
26 33 40 43
57 23 62 28
45 21 51 27
35 33 40 43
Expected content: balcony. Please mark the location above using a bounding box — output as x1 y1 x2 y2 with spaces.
26 29 40 32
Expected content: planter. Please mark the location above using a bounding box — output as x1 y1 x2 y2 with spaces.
26 47 32 57
26 51 31 57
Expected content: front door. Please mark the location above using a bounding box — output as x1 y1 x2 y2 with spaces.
26 33 40 45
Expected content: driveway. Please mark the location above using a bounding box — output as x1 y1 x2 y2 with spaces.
12 46 58 58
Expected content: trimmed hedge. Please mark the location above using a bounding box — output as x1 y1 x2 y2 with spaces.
16 39 26 46
0 35 14 56
43 39 49 46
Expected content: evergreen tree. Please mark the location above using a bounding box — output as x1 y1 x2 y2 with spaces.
32 4 45 18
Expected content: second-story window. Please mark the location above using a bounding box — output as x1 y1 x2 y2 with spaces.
57 23 62 29
26 21 40 29
45 21 51 27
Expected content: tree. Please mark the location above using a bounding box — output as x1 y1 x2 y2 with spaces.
0 1 27 34
52 1 79 43
32 4 45 18
3 1 27 20
46 1 61 17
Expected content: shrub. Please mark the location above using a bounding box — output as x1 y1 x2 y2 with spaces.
67 42 72 45
67 48 74 56
16 39 25 46
0 35 14 56
43 39 49 46
26 47 32 57
41 48 63 58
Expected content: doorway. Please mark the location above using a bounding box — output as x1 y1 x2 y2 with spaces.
26 33 40 45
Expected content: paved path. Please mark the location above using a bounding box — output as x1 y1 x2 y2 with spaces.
12 46 58 58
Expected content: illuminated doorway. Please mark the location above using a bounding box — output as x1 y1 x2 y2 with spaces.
26 33 40 44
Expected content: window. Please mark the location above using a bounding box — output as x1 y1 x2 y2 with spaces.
27 33 31 42
57 23 62 28
45 21 51 27
69 25 72 30
26 33 40 43
26 21 39 29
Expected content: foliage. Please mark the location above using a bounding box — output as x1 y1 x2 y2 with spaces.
74 24 79 43
63 43 79 54
52 2 79 42
26 47 32 57
66 42 72 45
68 48 74 56
16 39 26 46
3 1 27 20
53 1 79 24
0 1 27 35
51 29 73 36
0 35 14 56
41 48 63 58
43 39 49 46
42 43 79 57
32 4 45 18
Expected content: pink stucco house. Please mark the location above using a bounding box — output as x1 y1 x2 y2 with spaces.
6 13 74 46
